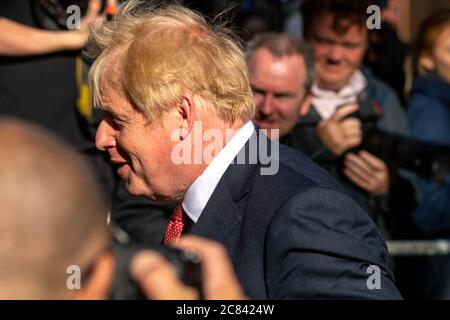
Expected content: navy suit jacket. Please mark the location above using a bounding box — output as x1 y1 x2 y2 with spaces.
188 131 402 299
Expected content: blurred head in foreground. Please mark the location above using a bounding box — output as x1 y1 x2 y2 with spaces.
0 118 112 299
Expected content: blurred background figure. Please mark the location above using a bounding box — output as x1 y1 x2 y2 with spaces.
247 32 314 140
284 0 422 299
0 0 101 151
364 0 409 104
407 10 450 299
236 9 268 43
298 0 415 230
282 0 304 38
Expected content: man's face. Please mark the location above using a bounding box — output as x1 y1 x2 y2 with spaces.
95 75 180 201
309 13 368 91
249 48 306 138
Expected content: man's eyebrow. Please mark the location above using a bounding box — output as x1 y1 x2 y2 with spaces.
274 92 295 98
251 84 268 93
251 84 296 97
342 41 363 47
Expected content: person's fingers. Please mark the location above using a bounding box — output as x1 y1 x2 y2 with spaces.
80 0 104 36
341 118 362 132
341 120 362 147
343 167 371 190
341 126 362 140
358 151 386 170
106 0 118 7
330 104 358 122
130 250 198 300
86 0 102 18
345 153 390 195
78 252 115 300
173 236 246 300
345 153 375 173
344 154 375 183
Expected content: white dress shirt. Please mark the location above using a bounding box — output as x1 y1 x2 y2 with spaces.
182 121 255 223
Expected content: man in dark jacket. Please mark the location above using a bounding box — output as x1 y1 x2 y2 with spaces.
294 0 413 219
92 1 402 299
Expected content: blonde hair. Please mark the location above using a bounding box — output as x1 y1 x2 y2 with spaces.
88 0 254 124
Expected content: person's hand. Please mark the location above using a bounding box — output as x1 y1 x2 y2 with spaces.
316 104 362 156
344 151 390 197
130 236 247 300
130 249 198 300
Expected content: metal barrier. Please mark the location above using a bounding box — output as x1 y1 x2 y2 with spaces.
387 240 450 256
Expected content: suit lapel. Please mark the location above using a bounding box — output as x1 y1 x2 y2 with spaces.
189 130 261 246
190 179 242 245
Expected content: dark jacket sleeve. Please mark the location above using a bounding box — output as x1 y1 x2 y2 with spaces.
414 176 450 235
265 187 402 299
407 95 450 234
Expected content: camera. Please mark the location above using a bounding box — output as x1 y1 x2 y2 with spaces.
109 224 203 300
343 99 450 182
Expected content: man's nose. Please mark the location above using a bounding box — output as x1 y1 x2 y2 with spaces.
259 94 274 116
95 119 116 151
327 45 344 63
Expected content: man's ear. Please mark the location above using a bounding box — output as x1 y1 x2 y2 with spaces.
177 95 196 140
75 253 115 300
419 55 435 72
299 93 313 117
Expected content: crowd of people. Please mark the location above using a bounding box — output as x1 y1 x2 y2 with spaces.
0 0 449 299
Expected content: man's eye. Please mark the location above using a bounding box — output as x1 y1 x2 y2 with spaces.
274 94 290 99
112 118 124 127
106 113 122 127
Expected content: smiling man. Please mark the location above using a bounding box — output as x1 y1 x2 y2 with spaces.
89 0 402 299
295 0 411 218
308 9 368 92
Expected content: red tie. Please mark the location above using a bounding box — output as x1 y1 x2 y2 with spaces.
163 204 184 245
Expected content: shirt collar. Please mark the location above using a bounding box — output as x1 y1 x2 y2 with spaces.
182 121 255 223
311 70 367 120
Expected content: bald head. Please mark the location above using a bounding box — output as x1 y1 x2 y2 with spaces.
0 119 109 299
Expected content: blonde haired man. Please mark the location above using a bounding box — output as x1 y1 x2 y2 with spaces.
91 0 401 299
